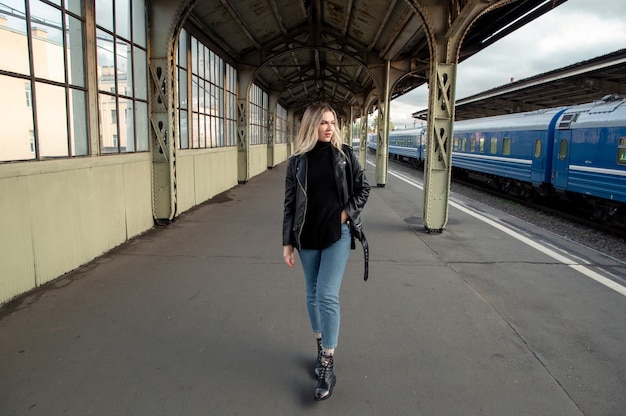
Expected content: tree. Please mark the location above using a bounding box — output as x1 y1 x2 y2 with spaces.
369 117 394 133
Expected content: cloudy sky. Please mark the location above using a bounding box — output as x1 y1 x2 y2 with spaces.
389 0 626 129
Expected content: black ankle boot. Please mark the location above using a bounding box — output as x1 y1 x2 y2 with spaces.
314 338 322 379
314 354 336 401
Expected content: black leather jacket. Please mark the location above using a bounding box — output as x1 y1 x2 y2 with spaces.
282 144 370 250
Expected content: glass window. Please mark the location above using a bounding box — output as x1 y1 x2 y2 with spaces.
96 0 148 154
617 137 626 165
178 32 237 149
36 82 68 157
0 0 88 163
1 75 36 161
490 137 497 154
0 0 30 75
502 137 511 155
276 104 287 144
534 139 542 158
249 84 268 145
132 0 146 47
95 0 114 32
558 139 568 161
69 89 88 156
66 14 85 87
479 137 485 153
31 1 64 83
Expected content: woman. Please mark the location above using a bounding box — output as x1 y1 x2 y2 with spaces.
282 102 370 401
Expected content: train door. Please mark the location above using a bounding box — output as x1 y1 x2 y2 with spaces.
552 130 571 190
530 137 545 184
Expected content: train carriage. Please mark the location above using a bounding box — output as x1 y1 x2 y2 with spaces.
553 97 626 217
451 106 567 197
380 94 626 226
367 128 426 166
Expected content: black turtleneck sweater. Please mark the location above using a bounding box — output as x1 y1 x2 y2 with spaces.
300 141 342 249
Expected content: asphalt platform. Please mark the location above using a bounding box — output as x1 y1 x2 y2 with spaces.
1 159 625 416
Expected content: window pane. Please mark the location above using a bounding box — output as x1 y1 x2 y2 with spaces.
116 38 131 96
96 29 115 92
179 109 189 149
502 138 511 155
36 82 68 157
115 0 130 40
198 79 205 114
199 114 206 147
31 0 64 83
178 68 188 110
178 29 187 69
99 93 118 153
135 101 149 151
191 37 198 74
191 112 199 148
0 0 30 74
534 139 542 158
490 138 497 154
133 47 147 99
132 0 146 47
67 0 83 16
558 140 567 161
0 75 35 161
66 14 85 87
69 88 88 155
191 75 199 112
95 0 113 32
118 97 133 151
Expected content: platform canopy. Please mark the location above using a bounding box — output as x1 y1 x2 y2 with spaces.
412 48 626 121
188 0 568 119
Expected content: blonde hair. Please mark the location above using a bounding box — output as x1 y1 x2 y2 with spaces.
293 102 345 156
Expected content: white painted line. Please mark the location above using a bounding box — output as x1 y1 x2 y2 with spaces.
381 165 626 297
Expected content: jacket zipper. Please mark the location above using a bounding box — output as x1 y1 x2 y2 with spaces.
295 157 308 248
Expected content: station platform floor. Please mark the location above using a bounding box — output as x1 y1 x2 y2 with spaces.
1 157 625 416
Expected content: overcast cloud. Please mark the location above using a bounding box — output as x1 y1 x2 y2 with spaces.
389 0 626 129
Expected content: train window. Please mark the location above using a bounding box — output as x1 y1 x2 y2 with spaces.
534 139 542 158
453 137 459 151
502 138 511 155
470 137 476 152
461 138 467 151
558 139 568 161
618 137 626 165
479 137 485 153
490 138 497 154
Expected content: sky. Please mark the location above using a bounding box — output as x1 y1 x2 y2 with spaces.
389 0 626 129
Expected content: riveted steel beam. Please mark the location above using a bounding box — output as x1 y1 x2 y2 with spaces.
419 0 503 232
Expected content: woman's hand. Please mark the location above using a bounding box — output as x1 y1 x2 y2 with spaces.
341 210 349 224
283 245 295 267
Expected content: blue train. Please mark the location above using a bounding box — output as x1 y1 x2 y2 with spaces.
367 126 427 165
369 94 626 224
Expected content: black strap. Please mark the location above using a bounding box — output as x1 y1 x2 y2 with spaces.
361 231 369 281
345 146 369 281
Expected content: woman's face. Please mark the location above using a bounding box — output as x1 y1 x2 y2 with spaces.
317 111 336 142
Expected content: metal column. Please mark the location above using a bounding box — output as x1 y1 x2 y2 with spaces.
423 63 456 232
375 61 391 187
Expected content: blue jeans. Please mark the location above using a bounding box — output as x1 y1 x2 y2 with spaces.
298 223 352 349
